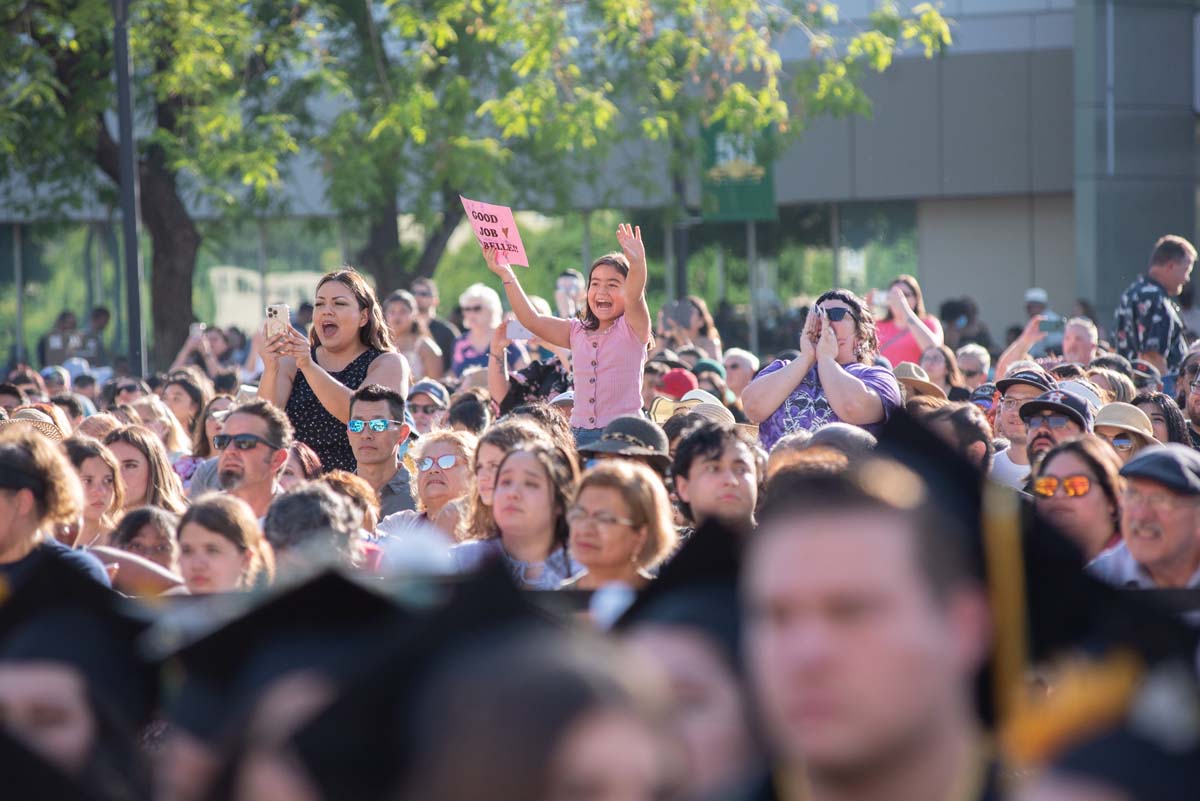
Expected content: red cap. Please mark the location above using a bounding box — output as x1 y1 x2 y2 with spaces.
660 368 699 400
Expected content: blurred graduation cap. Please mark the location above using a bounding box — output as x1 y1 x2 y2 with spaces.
615 517 744 671
153 569 406 747
291 561 548 801
0 549 158 727
0 725 110 801
873 411 1199 769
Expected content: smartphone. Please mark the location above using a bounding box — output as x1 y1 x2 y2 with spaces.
662 299 693 330
1038 317 1065 334
265 304 290 339
506 319 535 341
189 322 207 339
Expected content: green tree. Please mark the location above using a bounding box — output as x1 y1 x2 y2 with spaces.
1 0 317 366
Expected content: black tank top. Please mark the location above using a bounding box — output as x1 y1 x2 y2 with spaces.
285 347 383 473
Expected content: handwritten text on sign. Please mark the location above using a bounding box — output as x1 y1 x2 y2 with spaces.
459 196 529 267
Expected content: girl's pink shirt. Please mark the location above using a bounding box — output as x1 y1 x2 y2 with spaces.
568 315 647 430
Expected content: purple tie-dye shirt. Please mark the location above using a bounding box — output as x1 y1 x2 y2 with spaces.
753 359 903 450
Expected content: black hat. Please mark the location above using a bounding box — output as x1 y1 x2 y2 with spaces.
616 518 744 671
578 415 671 471
995 368 1056 394
969 382 998 410
649 349 689 371
1119 443 1200 496
0 550 157 726
1018 389 1094 432
291 564 546 801
153 569 405 745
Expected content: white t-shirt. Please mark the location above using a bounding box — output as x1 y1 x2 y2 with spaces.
989 447 1030 490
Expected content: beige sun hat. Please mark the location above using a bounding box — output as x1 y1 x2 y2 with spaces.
0 408 64 441
893 362 947 400
1094 402 1160 445
649 389 733 425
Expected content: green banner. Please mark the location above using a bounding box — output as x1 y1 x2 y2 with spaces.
700 123 777 222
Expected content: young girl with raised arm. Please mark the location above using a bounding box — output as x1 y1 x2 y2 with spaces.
484 224 652 447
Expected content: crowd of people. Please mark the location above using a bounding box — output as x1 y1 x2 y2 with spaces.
2 228 1200 801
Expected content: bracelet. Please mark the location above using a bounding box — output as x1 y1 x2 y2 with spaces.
489 351 504 359
502 279 515 286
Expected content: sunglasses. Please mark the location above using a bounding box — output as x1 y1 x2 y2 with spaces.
410 404 442 416
1100 433 1135 452
117 384 140 394
1027 414 1071 430
348 418 403 433
962 369 984 378
820 306 854 322
462 305 485 313
418 454 458 472
214 433 280 451
1032 474 1093 498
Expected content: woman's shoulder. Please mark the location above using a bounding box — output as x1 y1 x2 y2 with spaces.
449 537 502 569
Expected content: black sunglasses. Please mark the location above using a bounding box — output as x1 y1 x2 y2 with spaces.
214 433 281 451
410 404 443 415
821 306 855 323
117 384 140 394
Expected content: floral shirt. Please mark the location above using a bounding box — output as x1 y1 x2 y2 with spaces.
753 359 903 451
1113 275 1187 371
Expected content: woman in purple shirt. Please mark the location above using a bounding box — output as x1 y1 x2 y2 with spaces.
742 289 902 450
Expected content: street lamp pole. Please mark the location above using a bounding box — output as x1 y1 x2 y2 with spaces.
112 0 146 377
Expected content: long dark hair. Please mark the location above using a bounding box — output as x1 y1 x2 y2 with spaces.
191 393 232 459
813 289 879 364
1132 391 1190 445
312 268 394 352
579 252 630 332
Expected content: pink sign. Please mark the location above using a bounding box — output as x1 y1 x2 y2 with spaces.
459 195 529 267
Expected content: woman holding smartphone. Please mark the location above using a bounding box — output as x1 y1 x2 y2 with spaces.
741 290 903 450
258 269 409 473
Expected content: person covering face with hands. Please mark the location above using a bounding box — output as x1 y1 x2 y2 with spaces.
741 290 902 450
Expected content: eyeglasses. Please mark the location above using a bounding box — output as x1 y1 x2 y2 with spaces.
1026 414 1071 430
462 305 484 313
124 540 173 557
348 418 403 433
999 396 1035 410
820 306 854 323
566 507 637 528
410 404 442 416
213 433 280 451
418 454 459 472
1032 474 1093 498
1122 488 1191 513
117 384 140 394
962 369 984 378
1099 433 1135 452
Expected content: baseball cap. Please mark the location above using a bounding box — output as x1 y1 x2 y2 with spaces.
660 368 699 401
1024 288 1049 304
969 383 998 410
996 369 1056 395
1119 444 1200 496
692 359 726 381
1018 389 1094 432
408 379 450 409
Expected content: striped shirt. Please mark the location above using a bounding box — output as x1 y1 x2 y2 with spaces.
569 315 647 430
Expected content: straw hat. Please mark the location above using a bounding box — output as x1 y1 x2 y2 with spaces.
893 362 946 400
649 390 733 426
1094 403 1160 445
0 408 64 441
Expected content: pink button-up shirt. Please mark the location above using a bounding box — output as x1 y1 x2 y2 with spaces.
568 315 647 430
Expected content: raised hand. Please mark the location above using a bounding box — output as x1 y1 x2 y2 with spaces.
799 306 819 361
616 223 645 268
483 245 513 278
886 285 911 320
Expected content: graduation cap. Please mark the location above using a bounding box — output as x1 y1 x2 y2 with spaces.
873 411 1199 765
615 517 744 671
0 725 111 801
0 549 158 727
155 569 406 747
291 562 548 801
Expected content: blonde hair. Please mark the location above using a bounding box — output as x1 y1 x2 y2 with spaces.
574 460 677 570
459 283 503 330
414 429 478 513
134 395 192 456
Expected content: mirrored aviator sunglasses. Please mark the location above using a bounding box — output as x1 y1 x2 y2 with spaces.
1032 474 1092 499
348 418 399 433
418 454 458 472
